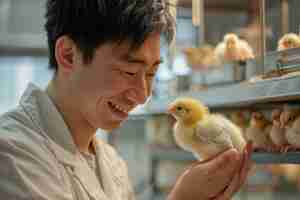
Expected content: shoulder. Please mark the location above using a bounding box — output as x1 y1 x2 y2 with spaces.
0 108 47 150
0 108 59 173
0 110 66 199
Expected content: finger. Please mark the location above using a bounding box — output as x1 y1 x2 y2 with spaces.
214 168 240 200
212 150 241 180
206 150 241 195
239 142 254 186
188 149 240 198
189 148 232 167
183 161 200 172
203 148 240 174
212 142 254 200
233 142 252 191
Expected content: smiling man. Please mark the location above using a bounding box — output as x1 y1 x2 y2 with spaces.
47 32 162 153
0 0 252 199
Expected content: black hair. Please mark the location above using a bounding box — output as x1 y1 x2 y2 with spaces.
45 0 175 71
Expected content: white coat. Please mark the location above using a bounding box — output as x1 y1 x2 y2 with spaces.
0 83 135 200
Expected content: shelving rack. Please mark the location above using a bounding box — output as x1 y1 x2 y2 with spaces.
130 47 300 114
126 0 300 196
127 47 300 197
129 47 300 165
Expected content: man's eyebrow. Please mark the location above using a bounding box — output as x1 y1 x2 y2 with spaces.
123 54 163 66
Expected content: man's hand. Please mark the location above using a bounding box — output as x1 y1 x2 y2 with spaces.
168 142 253 200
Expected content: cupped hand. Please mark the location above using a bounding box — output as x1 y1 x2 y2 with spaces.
168 142 253 200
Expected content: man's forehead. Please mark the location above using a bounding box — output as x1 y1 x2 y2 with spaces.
112 36 161 64
112 33 161 50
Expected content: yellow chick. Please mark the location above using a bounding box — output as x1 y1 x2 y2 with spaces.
230 111 248 139
283 165 300 183
280 105 300 128
266 164 287 187
269 109 288 153
183 45 220 70
246 112 274 152
168 97 246 160
214 33 254 63
183 47 203 68
277 33 300 51
281 106 300 151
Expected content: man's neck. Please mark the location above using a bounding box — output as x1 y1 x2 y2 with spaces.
46 79 96 154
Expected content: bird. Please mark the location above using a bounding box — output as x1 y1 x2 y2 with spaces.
230 111 248 139
281 105 300 151
183 45 220 70
282 165 300 184
280 105 300 128
269 109 289 153
246 112 275 152
167 97 246 160
277 33 300 51
214 33 254 64
266 164 287 188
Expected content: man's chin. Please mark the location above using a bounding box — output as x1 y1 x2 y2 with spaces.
99 120 124 132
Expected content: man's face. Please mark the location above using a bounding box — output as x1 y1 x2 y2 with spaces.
70 32 161 131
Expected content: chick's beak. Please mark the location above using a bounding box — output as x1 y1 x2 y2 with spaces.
167 104 176 114
283 41 291 47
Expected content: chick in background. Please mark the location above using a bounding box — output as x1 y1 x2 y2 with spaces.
230 111 248 139
281 105 300 151
280 105 300 128
183 47 203 68
266 164 287 188
269 109 289 153
183 45 220 70
214 33 254 64
167 97 246 161
246 112 275 152
282 164 300 185
277 33 300 51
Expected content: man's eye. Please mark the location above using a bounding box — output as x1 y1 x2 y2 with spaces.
125 72 136 76
147 73 155 78
120 70 136 76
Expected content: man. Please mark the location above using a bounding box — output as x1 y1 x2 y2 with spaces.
0 0 252 199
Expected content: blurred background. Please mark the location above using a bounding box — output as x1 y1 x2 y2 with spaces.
2 0 300 199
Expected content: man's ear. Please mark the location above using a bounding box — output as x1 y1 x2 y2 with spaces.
55 36 78 73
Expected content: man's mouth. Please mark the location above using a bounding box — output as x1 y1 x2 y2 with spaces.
108 101 130 118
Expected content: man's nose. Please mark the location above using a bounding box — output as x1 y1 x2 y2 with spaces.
127 76 149 104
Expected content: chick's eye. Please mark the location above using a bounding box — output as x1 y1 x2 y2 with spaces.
176 106 183 111
289 116 295 122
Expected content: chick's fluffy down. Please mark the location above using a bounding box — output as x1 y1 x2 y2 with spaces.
174 113 246 160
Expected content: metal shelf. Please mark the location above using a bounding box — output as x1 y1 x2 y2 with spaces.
136 48 300 165
129 75 300 118
252 152 300 164
150 145 196 161
150 145 300 164
178 0 248 11
128 44 300 120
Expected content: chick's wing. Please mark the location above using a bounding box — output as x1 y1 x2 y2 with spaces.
195 116 234 148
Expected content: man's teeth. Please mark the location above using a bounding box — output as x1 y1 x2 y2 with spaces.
110 102 128 113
